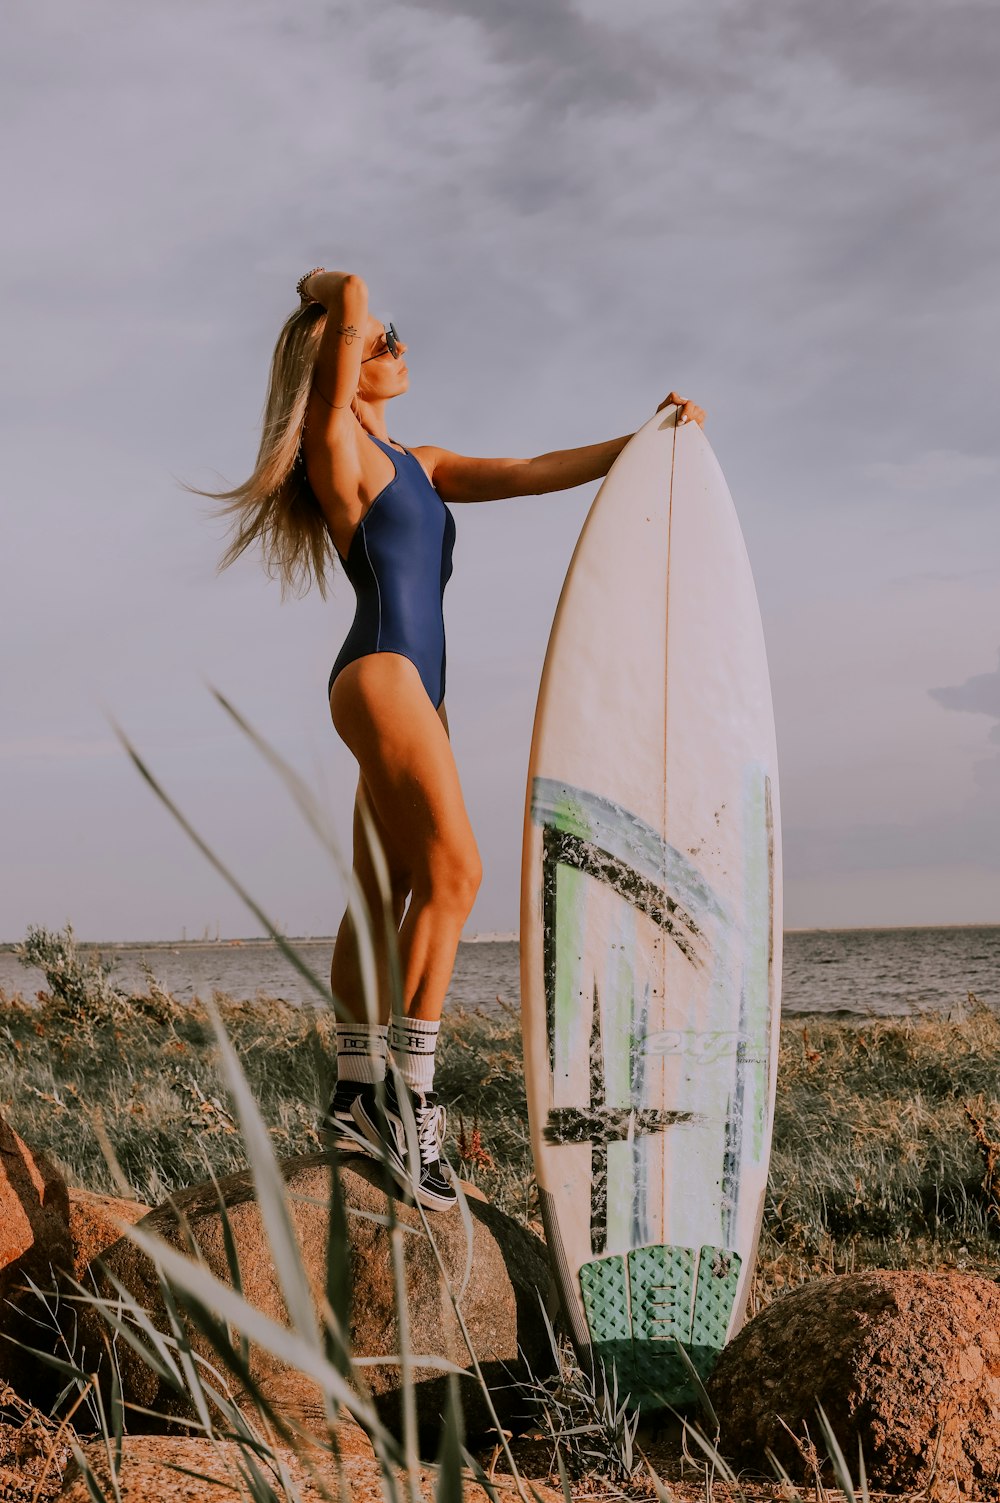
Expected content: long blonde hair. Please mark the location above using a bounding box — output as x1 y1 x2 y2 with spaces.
205 301 335 597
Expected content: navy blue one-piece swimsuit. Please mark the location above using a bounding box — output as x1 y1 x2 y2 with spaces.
329 434 457 709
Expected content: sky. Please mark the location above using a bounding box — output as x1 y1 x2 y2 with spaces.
2 0 999 942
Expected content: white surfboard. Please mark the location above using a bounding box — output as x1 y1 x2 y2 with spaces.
520 406 781 1408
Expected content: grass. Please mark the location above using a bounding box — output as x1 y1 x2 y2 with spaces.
3 939 1000 1309
757 999 1000 1305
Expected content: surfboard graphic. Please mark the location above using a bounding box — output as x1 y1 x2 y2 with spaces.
520 407 781 1408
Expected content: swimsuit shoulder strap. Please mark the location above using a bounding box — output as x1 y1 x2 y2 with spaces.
365 431 408 458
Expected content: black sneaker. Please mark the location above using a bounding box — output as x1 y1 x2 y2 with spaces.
351 1076 457 1212
318 1081 376 1157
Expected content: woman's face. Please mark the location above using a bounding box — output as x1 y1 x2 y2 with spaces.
356 314 409 403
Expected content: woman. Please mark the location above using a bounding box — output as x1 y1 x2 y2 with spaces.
214 266 705 1212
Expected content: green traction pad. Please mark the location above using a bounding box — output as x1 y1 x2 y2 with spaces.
578 1243 742 1410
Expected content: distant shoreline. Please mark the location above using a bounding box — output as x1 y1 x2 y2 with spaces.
4 922 1000 951
0 933 520 952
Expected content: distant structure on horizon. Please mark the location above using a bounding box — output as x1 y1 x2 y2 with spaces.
464 930 519 944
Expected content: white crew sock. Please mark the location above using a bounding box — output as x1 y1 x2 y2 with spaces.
389 1013 440 1096
335 1021 389 1086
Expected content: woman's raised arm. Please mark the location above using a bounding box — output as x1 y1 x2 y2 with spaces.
301 271 370 417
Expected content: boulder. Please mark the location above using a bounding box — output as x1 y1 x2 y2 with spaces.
82 1151 557 1444
709 1270 1000 1495
0 1113 71 1385
67 1188 149 1284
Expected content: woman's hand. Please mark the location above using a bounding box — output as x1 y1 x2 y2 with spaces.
656 391 706 427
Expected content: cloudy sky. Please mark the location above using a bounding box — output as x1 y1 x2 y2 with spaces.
3 0 999 942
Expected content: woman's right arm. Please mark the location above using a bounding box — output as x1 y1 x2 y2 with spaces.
303 271 369 416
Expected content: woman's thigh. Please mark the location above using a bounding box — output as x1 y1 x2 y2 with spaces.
331 655 478 887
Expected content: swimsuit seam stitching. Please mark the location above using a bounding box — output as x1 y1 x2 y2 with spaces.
340 435 399 558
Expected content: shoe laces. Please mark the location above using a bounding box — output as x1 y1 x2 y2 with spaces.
414 1097 447 1165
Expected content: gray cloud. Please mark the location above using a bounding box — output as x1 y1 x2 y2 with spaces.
930 652 1000 742
400 0 690 115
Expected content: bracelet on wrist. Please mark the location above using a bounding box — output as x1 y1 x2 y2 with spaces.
296 267 325 304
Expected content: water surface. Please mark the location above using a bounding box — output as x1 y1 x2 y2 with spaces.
3 927 997 1018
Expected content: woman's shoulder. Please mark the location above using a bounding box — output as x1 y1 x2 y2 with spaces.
405 443 448 481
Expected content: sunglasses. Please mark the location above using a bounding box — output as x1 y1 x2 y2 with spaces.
361 322 401 362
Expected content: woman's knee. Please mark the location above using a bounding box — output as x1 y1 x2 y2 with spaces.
418 844 482 917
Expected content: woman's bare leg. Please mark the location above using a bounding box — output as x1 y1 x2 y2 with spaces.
330 654 481 1024
330 780 410 1024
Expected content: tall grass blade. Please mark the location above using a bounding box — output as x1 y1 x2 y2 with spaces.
450 1171 477 1308
355 792 404 1015
157 1272 217 1437
554 1446 573 1503
86 1379 123 1503
152 1462 241 1496
388 1214 422 1503
354 796 425 1503
88 1105 135 1202
67 1440 112 1503
434 1372 465 1503
764 1446 805 1500
459 1447 500 1503
233 1444 285 1503
322 1148 352 1378
678 1419 741 1488
205 994 328 1371
207 1165 252 1373
815 1403 856 1502
108 1344 124 1478
74 1273 185 1390
670 1337 720 1435
206 693 382 1026
112 724 331 1009
130 1302 321 1476
5 1334 105 1392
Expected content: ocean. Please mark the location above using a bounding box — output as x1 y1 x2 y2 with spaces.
2 926 998 1018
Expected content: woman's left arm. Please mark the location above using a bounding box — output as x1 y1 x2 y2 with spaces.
420 392 705 505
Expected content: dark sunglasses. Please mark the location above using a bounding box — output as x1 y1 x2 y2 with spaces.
361 322 401 362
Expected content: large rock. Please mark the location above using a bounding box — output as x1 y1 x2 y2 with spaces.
83 1151 556 1443
0 1113 71 1386
709 1270 1000 1494
67 1188 150 1284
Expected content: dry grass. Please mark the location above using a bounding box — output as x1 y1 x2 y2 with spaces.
3 958 999 1307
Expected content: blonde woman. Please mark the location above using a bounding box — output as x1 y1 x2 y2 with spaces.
215 266 705 1211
